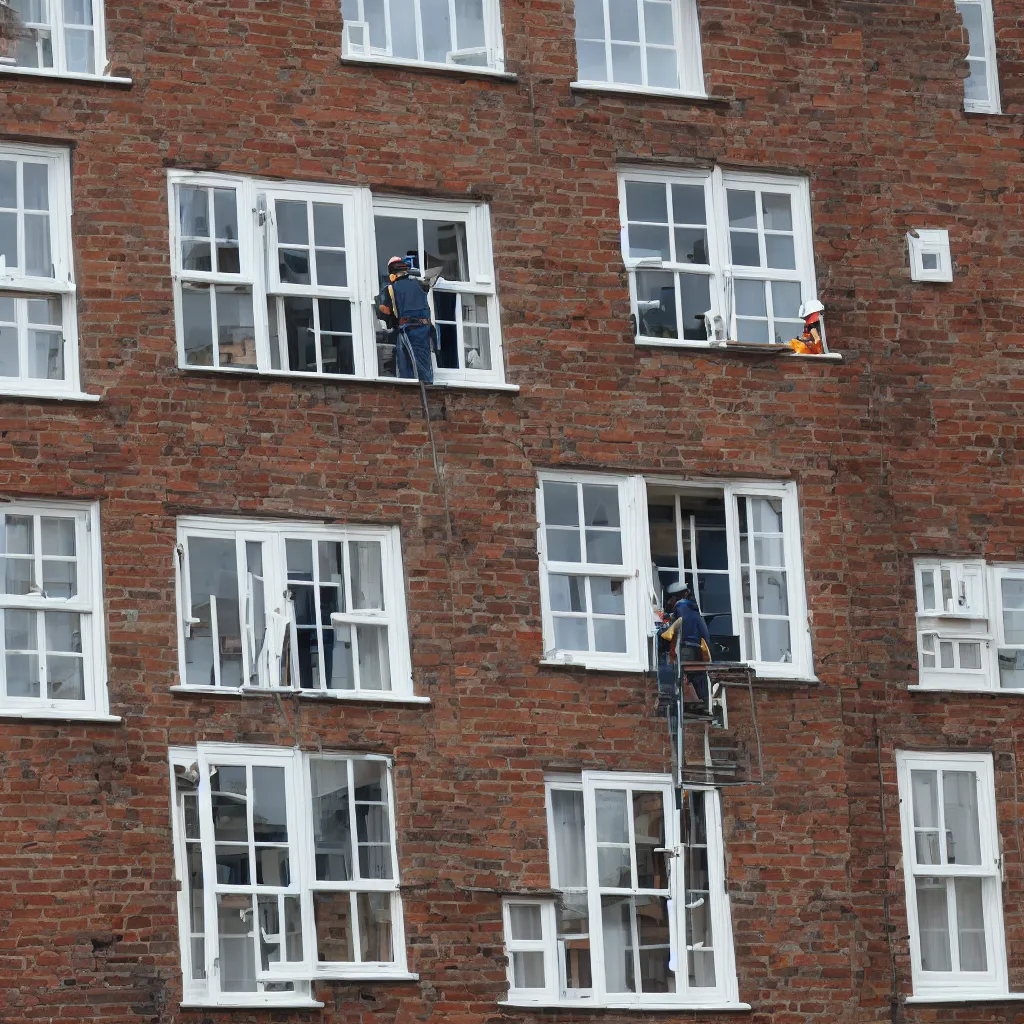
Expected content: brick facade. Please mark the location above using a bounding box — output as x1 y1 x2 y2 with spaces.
1 0 1023 1021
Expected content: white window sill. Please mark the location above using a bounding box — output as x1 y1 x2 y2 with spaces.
180 364 518 393
634 338 843 361
964 103 1003 115
340 53 516 81
905 992 1024 1004
540 657 646 674
169 685 430 705
500 999 751 1012
908 684 1024 696
180 998 324 1010
0 65 133 86
0 708 120 722
310 970 419 982
570 80 713 102
0 386 101 402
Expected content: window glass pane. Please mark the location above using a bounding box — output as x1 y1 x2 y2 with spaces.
461 293 491 370
0 162 15 209
513 950 546 988
964 59 990 103
646 46 677 89
389 0 418 57
546 527 581 562
583 485 619 529
921 569 936 611
679 274 711 340
765 235 796 270
958 2 985 58
1001 577 1024 643
643 1 673 40
954 877 987 971
942 770 981 865
586 530 622 564
959 642 982 670
23 162 48 211
317 251 348 290
314 890 353 962
423 220 468 281
727 190 757 228
636 896 673 993
553 616 589 651
311 758 352 881
608 0 639 41
543 481 580 527
27 296 63 380
216 287 256 367
357 891 394 962
314 201 346 244
4 608 39 697
601 896 636 992
551 788 587 887
211 764 249 841
181 284 214 366
0 212 15 270
911 769 941 864
590 578 625 615
276 200 308 246
217 893 258 991
252 766 288 843
186 536 241 688
761 192 792 231
64 26 94 73
610 42 642 84
998 649 1024 689
24 212 51 276
577 39 608 81
596 788 629 843
735 279 766 318
594 617 626 653
557 893 592 990
509 904 543 942
350 541 384 609
454 0 485 48
772 280 802 319
674 227 708 265
575 0 605 39
635 270 676 338
549 574 586 613
915 878 952 972
730 232 760 267
356 623 391 690
757 618 791 663
374 215 419 285
632 791 666 888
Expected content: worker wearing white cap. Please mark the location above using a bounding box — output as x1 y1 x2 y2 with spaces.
375 256 436 383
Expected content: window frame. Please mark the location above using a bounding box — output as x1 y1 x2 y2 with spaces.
618 167 820 352
1 0 111 80
174 517 413 700
537 472 814 679
167 170 506 387
169 743 412 1009
0 498 108 718
895 750 1007 998
956 0 1001 115
0 142 84 397
572 0 704 98
501 772 738 1009
340 0 506 74
371 194 503 385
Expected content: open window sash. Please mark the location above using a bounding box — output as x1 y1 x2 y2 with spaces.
537 473 649 672
261 184 375 379
724 483 810 678
194 746 315 990
580 772 678 1006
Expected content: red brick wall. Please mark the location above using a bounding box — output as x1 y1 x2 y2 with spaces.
2 0 1023 1021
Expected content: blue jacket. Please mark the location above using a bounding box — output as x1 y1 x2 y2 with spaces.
379 274 431 323
675 599 711 650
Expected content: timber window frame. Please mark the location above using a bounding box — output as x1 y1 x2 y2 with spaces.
169 744 411 1009
0 143 85 397
501 772 738 1008
536 472 813 679
174 517 413 700
340 0 506 73
618 167 821 352
912 559 1024 692
167 170 505 387
572 0 704 97
0 499 109 718
1 0 111 79
956 0 1001 114
896 751 1007 998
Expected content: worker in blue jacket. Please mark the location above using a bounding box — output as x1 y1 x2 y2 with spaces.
663 583 712 708
376 256 436 383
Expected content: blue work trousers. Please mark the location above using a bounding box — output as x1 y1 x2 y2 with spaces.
397 324 435 384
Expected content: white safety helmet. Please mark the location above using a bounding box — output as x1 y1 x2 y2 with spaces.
799 300 825 319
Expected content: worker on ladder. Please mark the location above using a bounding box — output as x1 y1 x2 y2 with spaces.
376 256 436 383
662 583 712 713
